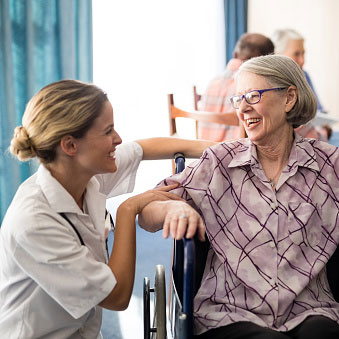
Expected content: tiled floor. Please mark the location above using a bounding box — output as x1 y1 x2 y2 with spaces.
101 130 339 338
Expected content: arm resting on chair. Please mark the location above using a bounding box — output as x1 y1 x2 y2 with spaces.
138 200 205 241
136 137 217 160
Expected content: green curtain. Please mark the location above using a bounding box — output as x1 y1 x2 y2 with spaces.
0 0 93 222
224 0 248 63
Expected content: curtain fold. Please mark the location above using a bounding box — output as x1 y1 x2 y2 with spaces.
224 0 248 63
0 0 93 222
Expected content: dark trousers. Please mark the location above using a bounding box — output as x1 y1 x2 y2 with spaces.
194 316 339 339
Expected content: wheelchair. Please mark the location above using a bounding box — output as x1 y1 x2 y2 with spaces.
143 153 209 339
143 154 339 339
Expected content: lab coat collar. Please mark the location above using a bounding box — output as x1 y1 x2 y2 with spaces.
37 165 106 217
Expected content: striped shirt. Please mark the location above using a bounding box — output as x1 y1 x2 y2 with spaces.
197 58 243 142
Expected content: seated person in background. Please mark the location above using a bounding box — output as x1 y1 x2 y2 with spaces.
272 28 332 141
139 55 339 339
197 32 274 142
0 79 214 338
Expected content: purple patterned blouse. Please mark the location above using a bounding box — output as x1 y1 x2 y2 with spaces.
160 134 339 335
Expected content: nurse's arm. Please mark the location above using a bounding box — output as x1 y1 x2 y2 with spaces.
99 184 182 311
136 137 217 160
99 202 137 311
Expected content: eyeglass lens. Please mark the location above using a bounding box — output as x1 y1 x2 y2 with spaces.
231 90 261 108
246 91 260 104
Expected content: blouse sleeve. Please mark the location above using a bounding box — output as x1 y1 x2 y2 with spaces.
156 149 213 210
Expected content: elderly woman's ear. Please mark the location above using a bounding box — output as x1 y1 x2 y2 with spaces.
285 86 298 113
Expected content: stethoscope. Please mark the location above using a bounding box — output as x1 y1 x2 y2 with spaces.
60 211 114 259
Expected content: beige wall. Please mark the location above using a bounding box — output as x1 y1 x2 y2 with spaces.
248 0 339 118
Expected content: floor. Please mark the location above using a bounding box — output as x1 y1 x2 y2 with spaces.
101 130 339 339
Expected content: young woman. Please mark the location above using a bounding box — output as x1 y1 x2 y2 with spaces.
0 79 209 338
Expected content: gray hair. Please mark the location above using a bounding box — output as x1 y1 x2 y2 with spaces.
237 55 317 127
271 29 304 54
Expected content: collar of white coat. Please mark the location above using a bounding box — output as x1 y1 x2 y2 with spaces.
37 165 106 215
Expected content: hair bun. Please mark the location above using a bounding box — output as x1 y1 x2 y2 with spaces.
9 126 36 161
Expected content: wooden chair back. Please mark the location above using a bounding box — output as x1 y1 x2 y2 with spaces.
168 93 242 138
193 85 201 111
191 86 246 139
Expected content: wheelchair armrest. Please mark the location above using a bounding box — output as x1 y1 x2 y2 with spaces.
174 152 185 174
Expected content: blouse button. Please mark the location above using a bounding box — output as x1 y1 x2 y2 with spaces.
270 202 277 209
269 241 276 248
269 278 276 286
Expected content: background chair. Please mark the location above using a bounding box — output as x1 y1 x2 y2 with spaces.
192 86 202 137
168 93 241 139
191 86 246 139
193 85 201 111
168 92 245 173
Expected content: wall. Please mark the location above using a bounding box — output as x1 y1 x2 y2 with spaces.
248 0 339 119
93 0 226 193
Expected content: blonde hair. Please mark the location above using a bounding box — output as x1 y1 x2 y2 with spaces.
10 80 108 164
237 55 317 127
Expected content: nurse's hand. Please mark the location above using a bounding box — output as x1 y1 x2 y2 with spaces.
161 200 205 241
120 184 183 215
103 184 184 311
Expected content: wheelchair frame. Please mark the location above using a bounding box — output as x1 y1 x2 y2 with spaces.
143 153 197 339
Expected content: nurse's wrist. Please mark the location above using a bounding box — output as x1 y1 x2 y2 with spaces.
116 202 138 219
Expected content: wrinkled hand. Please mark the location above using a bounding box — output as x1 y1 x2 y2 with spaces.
162 201 205 241
122 184 183 215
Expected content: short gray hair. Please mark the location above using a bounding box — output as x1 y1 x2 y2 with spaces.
237 55 317 127
271 29 304 54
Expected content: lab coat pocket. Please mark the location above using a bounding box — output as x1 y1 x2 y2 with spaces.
288 202 321 247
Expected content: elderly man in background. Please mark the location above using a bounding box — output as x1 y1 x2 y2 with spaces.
197 33 274 142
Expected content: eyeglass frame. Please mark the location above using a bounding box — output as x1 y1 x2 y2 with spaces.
230 87 286 109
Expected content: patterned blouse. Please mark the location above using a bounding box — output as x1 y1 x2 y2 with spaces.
160 134 339 335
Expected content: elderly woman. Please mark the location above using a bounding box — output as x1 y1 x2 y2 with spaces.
139 55 339 339
272 28 332 141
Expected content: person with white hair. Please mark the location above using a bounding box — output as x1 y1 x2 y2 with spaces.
272 28 332 141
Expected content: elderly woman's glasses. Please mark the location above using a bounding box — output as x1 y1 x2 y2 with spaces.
230 88 286 109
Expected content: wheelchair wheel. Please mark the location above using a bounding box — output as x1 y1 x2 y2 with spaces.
144 265 167 339
152 265 166 339
144 277 151 339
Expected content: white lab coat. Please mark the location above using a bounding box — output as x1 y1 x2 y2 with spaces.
0 142 143 339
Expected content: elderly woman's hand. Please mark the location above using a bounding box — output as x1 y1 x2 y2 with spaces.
162 200 205 241
138 193 206 241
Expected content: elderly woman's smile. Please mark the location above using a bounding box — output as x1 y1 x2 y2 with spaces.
245 117 261 128
235 71 292 146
